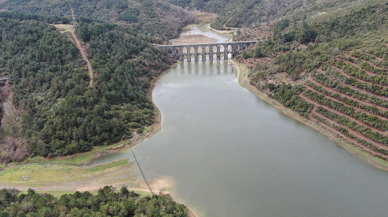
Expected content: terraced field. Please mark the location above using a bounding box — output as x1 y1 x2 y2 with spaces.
295 46 388 159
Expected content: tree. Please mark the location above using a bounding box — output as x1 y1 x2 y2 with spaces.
299 22 317 44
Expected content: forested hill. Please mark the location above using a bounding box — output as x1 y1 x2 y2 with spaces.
0 14 175 162
239 2 388 161
164 0 296 29
0 0 196 40
164 0 386 30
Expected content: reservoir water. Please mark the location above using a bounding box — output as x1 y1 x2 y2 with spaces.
91 60 388 217
89 27 388 216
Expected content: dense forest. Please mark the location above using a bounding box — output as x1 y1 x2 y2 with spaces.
165 0 388 31
241 1 388 160
0 186 189 216
0 0 196 163
0 13 176 162
0 0 196 40
165 0 296 29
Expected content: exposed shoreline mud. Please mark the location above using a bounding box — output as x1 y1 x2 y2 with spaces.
229 59 388 172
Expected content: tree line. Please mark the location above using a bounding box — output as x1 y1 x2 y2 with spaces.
0 0 196 41
0 186 189 217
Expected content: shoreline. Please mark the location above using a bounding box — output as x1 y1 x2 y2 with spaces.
229 59 388 172
134 60 199 217
125 61 180 150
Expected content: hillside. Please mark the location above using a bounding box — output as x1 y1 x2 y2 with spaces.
240 2 388 161
0 14 175 163
165 0 296 29
233 0 388 41
165 0 387 32
0 0 195 163
0 0 196 40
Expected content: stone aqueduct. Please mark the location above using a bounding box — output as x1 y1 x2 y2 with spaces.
156 41 258 62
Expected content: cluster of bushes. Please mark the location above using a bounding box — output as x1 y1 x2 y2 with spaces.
350 51 388 68
0 12 71 24
331 59 388 85
268 83 314 117
312 113 388 156
311 3 388 41
311 71 388 108
316 106 388 146
306 81 387 117
303 89 388 132
320 64 388 97
0 186 189 217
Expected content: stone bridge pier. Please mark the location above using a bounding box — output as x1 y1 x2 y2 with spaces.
156 41 259 62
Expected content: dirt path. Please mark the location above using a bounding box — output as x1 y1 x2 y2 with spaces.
223 14 236 29
206 24 237 36
70 31 93 87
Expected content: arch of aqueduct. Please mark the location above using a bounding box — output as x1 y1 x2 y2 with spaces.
156 41 258 62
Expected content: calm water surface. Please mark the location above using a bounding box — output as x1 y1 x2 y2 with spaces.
91 60 388 217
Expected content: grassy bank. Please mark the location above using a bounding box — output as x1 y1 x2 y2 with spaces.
229 59 388 171
0 156 170 197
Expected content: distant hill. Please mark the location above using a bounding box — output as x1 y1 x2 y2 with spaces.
164 0 296 29
164 0 387 30
0 0 196 40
